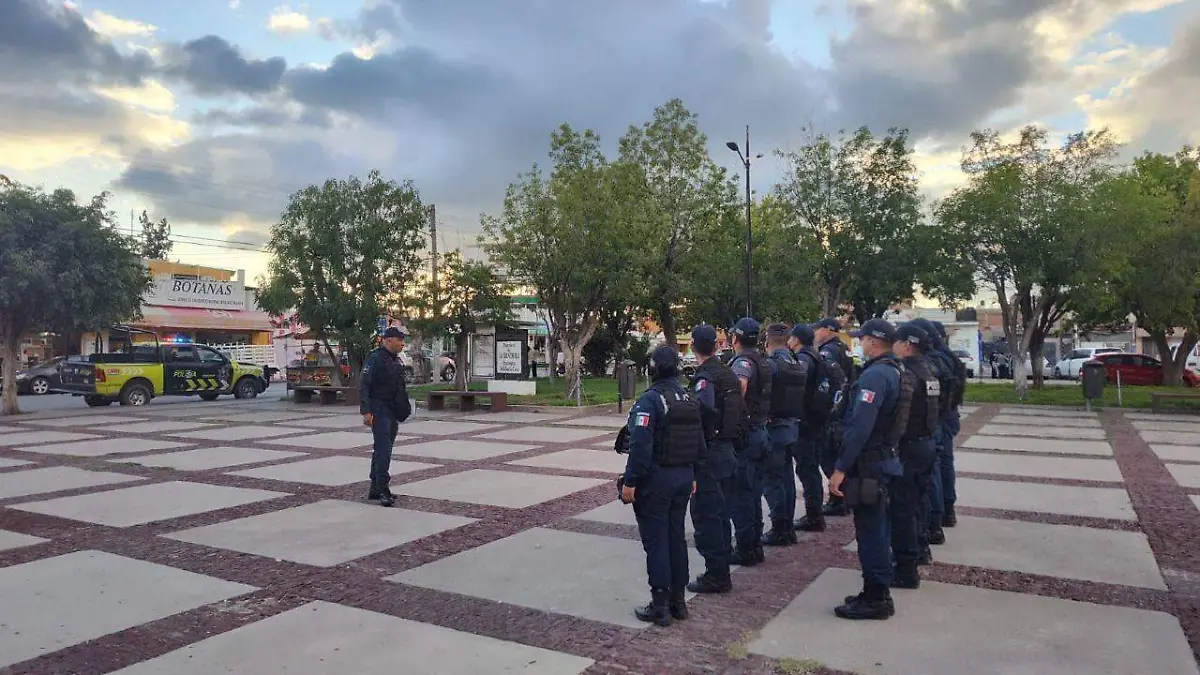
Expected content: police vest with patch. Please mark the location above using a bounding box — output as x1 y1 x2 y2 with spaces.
928 349 956 416
819 339 853 416
901 355 940 440
694 358 745 444
768 351 807 420
796 347 836 426
863 355 913 449
734 351 773 427
650 381 703 467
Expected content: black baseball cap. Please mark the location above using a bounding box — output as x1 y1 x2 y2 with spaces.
692 324 718 350
382 326 408 339
894 323 928 348
851 318 896 343
732 317 760 340
766 323 790 341
790 323 815 345
812 317 841 331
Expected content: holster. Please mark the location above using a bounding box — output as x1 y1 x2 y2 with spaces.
841 450 890 508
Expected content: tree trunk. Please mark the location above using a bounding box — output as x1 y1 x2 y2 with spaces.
1 338 20 416
659 304 676 350
1013 309 1042 400
410 332 428 384
559 317 600 401
454 332 469 391
1029 338 1045 388
821 284 839 319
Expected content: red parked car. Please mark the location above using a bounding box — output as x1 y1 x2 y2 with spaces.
1086 353 1200 387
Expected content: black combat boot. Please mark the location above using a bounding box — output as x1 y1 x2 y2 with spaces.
762 521 796 547
943 505 957 527
928 523 945 545
377 487 395 508
367 487 380 500
668 588 688 621
687 569 732 594
753 544 766 564
729 547 760 567
891 560 920 589
794 506 826 532
836 583 894 620
917 546 933 566
823 497 848 517
634 588 672 626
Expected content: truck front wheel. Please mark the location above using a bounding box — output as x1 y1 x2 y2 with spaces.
84 395 113 407
233 377 258 399
119 382 152 407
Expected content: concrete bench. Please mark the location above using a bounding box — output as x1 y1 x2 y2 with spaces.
1150 390 1200 413
427 390 508 412
293 385 359 406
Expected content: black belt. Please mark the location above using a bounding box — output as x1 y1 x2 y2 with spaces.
901 435 932 442
860 446 897 464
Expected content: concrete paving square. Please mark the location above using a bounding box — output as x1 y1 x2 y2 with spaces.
748 567 1198 675
464 411 569 423
508 448 628 473
166 500 474 566
1133 419 1200 433
920 515 1165 589
0 425 25 433
0 457 34 468
480 426 609 443
19 437 193 458
573 500 695 534
990 414 1101 428
1151 444 1200 463
396 420 502 436
12 481 289 526
961 435 1113 456
107 601 592 675
0 467 143 500
1166 463 1200 488
102 420 215 434
397 439 538 461
0 430 99 446
229 456 438 486
0 550 257 669
551 415 628 428
117 447 308 471
200 411 324 424
955 477 1135 520
1141 430 1200 446
390 527 705 629
394 469 607 508
288 415 372 429
955 451 1124 482
1193 495 1200 511
0 529 49 552
977 424 1106 440
27 414 149 427
171 425 312 441
999 406 1097 418
258 431 376 450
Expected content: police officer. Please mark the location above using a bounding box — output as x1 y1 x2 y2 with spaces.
761 324 805 546
830 319 906 620
890 323 940 584
910 318 955 544
813 318 854 518
360 326 413 507
622 345 702 626
727 317 772 566
932 320 966 527
686 325 743 594
789 323 832 532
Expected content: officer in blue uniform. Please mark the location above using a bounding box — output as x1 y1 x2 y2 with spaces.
932 320 965 527
814 317 854 518
686 325 742 594
789 323 833 532
890 323 940 584
830 319 905 620
910 318 955 544
359 326 413 507
622 345 702 626
761 323 804 546
727 317 772 566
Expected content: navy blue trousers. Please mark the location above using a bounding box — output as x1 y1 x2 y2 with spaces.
690 440 736 575
793 429 825 512
634 465 695 592
730 426 769 551
853 475 893 589
369 408 399 489
892 438 936 563
763 420 798 527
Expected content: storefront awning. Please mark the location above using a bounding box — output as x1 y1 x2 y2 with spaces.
131 305 275 331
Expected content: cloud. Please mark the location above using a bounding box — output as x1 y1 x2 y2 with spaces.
85 9 157 39
94 79 177 112
161 35 287 96
267 6 312 35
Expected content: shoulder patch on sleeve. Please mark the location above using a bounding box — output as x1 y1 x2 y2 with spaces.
635 412 651 427
696 378 707 390
860 389 876 404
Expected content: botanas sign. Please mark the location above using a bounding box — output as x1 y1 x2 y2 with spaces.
144 276 246 310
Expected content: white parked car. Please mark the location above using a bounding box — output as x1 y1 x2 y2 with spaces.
1053 347 1123 379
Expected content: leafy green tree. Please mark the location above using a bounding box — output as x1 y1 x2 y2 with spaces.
935 126 1118 396
0 184 149 415
138 210 172 260
257 170 427 387
408 250 512 390
483 124 639 400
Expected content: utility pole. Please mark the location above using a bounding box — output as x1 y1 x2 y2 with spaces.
743 125 752 319
428 204 438 303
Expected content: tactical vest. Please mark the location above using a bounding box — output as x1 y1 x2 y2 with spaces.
695 357 745 444
796 348 836 425
945 347 968 408
902 355 940 439
768 351 807 420
927 350 955 416
820 338 853 417
651 381 703 467
734 350 773 427
862 355 912 449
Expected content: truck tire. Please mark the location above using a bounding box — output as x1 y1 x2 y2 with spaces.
199 393 220 401
233 377 258 399
119 381 152 407
84 395 113 407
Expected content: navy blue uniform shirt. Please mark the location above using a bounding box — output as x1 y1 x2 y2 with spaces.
358 347 403 415
623 377 703 489
836 355 903 476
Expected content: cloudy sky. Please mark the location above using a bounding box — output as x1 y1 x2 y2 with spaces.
3 0 1198 284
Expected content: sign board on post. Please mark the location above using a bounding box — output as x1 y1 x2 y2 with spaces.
144 276 246 310
492 328 528 381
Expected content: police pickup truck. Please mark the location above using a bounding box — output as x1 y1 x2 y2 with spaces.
55 328 274 407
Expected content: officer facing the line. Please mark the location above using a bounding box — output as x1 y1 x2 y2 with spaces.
789 323 836 533
909 318 955 545
360 326 413 508
890 323 941 585
932 320 966 527
814 317 854 518
829 319 907 620
621 345 703 626
761 323 806 547
727 317 773 567
686 325 744 594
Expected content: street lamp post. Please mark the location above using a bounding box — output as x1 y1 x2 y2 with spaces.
727 125 761 318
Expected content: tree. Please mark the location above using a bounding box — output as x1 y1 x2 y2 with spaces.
0 183 148 415
483 124 639 400
618 99 730 346
257 170 427 387
774 127 925 319
138 210 172 260
935 126 1119 396
409 250 512 390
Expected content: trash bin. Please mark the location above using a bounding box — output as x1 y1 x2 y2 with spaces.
618 360 638 400
1082 360 1106 399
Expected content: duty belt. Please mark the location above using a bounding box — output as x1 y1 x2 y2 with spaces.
859 446 897 464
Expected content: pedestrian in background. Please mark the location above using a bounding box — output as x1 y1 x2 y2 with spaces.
360 326 412 507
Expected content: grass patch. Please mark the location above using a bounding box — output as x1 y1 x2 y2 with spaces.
726 630 760 660
965 382 1200 411
775 658 824 674
410 376 625 407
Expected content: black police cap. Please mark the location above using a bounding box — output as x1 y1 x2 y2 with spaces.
812 317 841 332
851 318 896 342
790 323 815 345
894 322 928 348
382 326 408 339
